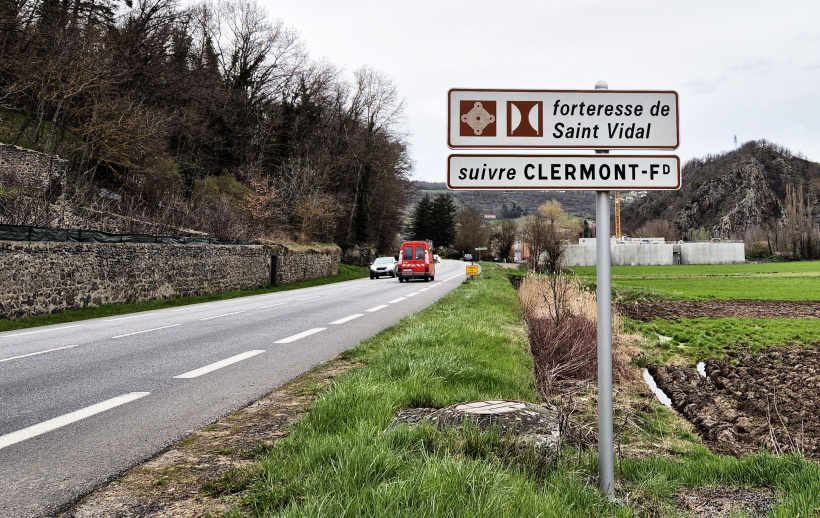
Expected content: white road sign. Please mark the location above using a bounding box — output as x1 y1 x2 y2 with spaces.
448 89 679 149
448 154 680 190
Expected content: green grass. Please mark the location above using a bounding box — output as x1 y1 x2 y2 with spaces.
229 265 820 517
0 107 82 156
615 450 820 517
627 317 820 364
572 261 820 300
0 263 369 333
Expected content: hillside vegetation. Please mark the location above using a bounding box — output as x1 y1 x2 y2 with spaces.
0 0 410 251
411 181 597 220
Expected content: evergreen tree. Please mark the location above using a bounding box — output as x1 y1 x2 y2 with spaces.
409 195 433 241
430 194 457 248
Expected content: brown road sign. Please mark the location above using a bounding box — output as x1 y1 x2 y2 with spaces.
448 89 679 149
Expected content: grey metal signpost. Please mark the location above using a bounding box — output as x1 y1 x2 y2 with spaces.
594 81 614 498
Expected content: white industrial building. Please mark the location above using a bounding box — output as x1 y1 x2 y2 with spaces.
562 239 745 266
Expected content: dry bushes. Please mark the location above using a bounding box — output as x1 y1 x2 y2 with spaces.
520 274 634 397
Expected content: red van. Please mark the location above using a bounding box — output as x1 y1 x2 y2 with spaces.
397 241 435 282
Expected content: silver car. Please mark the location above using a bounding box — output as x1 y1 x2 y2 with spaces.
370 257 398 279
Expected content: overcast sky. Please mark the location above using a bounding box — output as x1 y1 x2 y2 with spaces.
265 0 820 182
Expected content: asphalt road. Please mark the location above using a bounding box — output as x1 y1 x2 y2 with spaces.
0 260 466 517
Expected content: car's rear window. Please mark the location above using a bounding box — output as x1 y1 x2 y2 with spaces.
415 246 425 260
403 247 413 260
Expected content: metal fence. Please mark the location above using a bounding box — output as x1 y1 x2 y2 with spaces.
0 224 252 245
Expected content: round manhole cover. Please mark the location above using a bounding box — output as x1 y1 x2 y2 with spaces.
454 401 527 415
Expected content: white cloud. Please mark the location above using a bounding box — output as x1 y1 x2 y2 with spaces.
263 0 820 181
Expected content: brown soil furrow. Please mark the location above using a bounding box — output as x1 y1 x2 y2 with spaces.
649 347 820 457
619 300 820 321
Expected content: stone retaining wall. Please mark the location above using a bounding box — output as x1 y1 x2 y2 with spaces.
0 241 340 320
0 143 67 191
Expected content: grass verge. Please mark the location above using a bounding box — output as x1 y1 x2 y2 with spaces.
225 264 820 517
235 264 627 517
0 263 369 333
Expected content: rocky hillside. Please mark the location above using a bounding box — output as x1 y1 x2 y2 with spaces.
623 140 820 238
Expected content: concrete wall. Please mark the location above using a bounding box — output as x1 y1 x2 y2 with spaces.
679 242 745 265
563 242 744 266
564 243 673 266
0 241 340 320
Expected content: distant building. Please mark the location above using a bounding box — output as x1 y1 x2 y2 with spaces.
563 238 744 266
513 240 530 262
483 214 497 220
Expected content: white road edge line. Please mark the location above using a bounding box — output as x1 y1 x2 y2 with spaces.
388 297 406 304
0 392 150 451
275 328 327 344
173 350 265 379
200 311 245 321
366 305 389 312
106 314 150 321
259 302 287 309
111 324 181 339
170 304 214 312
298 296 320 302
0 344 78 364
2 324 83 339
331 314 364 325
406 292 419 297
419 288 430 292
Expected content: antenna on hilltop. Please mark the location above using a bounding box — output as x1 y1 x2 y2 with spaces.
734 135 737 150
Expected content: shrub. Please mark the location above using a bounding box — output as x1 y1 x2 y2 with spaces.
520 274 634 397
524 313 598 396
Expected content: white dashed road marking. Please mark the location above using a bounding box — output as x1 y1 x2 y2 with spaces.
0 392 150 451
173 350 265 379
111 324 181 339
275 328 327 344
331 314 363 325
1 324 83 339
258 302 287 309
0 345 78 364
199 311 245 321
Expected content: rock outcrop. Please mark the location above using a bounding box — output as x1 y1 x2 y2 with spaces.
623 140 820 238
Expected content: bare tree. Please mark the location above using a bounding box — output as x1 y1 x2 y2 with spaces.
783 183 819 260
209 0 305 110
633 218 677 241
494 218 518 262
455 204 490 256
521 211 548 272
